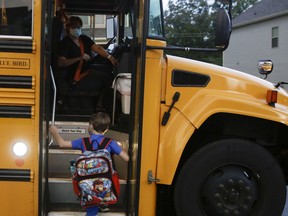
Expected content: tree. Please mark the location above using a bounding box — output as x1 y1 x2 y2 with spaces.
164 0 259 65
232 0 259 18
164 0 221 64
211 0 259 18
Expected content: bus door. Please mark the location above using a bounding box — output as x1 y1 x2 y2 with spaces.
45 0 142 215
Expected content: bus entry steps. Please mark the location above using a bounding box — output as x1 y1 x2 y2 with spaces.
48 203 125 215
48 176 127 204
48 212 125 216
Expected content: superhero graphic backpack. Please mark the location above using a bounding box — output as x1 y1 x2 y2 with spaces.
72 137 120 208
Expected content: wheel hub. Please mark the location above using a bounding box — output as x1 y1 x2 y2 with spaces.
200 166 259 216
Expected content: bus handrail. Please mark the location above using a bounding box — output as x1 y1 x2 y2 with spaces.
49 66 57 146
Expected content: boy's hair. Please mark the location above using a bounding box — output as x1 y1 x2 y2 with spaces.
90 112 110 133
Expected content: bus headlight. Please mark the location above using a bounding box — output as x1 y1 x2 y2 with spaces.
13 142 28 157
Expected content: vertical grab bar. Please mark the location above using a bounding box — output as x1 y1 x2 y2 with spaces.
49 66 57 146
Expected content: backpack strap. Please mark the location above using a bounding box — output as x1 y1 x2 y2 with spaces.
82 137 112 151
99 137 117 171
98 137 113 150
82 137 92 151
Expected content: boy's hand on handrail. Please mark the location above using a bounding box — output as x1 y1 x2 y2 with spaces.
49 125 58 136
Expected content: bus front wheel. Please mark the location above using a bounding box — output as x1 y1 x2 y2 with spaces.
174 139 286 216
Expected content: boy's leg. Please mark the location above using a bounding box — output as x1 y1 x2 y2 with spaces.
86 206 99 216
99 204 110 212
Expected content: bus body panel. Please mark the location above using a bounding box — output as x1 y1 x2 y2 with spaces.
157 107 195 184
154 54 288 187
0 118 36 215
138 39 165 216
0 181 34 215
0 0 43 214
165 55 288 129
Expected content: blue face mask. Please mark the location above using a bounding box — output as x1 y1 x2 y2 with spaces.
70 28 82 38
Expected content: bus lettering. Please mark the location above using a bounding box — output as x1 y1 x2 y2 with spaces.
0 58 30 69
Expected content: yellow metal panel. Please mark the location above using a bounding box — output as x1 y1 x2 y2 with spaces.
0 118 35 169
30 0 41 213
138 39 166 216
157 54 288 186
157 107 195 184
0 88 35 107
0 0 41 215
0 181 34 215
165 55 288 128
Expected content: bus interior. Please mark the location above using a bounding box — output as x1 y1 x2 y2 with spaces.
50 1 133 129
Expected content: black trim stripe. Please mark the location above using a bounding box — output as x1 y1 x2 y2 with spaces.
0 75 32 89
0 105 32 118
0 169 31 182
0 40 33 53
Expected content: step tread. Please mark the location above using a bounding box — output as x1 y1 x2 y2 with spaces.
48 203 125 215
48 175 127 184
48 212 125 216
49 147 82 154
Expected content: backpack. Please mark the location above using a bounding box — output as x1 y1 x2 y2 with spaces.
72 137 120 208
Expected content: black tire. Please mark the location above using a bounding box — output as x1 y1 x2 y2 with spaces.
174 139 286 216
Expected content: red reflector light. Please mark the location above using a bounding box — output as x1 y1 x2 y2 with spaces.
266 90 278 105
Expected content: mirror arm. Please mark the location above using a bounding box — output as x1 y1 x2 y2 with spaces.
275 82 288 88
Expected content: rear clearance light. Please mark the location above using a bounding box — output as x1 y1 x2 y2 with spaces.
266 90 278 106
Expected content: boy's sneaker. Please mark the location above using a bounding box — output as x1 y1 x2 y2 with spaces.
99 205 110 212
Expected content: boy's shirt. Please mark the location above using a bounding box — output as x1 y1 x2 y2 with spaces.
71 134 122 155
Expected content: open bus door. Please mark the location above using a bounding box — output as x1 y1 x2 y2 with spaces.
44 0 141 215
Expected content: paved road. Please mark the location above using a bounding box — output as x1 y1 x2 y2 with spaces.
48 188 288 216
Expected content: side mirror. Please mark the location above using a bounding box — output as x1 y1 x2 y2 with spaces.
106 17 116 39
258 60 273 77
214 9 232 49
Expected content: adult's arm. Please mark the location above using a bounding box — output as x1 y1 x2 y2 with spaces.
57 55 83 68
91 44 118 66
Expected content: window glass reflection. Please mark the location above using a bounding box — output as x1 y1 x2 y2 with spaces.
148 0 164 37
0 0 32 37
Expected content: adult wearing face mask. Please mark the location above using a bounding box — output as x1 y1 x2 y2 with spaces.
57 16 117 97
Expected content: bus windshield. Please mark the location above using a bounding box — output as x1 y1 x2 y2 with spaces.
148 0 164 38
0 0 33 38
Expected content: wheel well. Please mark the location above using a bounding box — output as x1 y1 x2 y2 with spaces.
176 112 288 183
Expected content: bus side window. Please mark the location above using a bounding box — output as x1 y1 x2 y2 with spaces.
0 1 32 37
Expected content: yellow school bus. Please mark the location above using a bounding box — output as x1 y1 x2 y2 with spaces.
0 0 288 215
